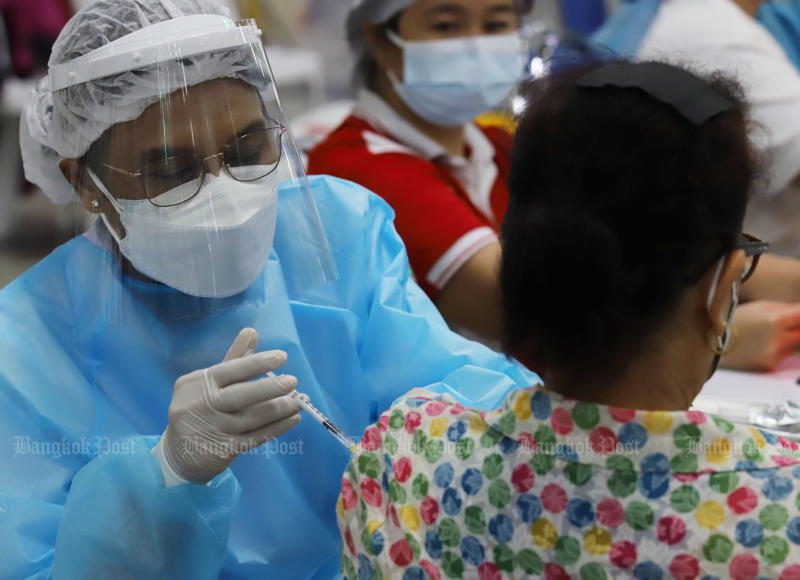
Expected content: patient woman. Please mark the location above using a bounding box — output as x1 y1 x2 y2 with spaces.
337 61 800 579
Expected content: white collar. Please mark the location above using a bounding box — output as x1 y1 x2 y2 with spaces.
353 89 495 167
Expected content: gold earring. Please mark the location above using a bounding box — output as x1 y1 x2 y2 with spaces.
708 322 737 356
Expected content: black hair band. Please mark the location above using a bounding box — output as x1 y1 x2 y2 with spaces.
575 62 734 126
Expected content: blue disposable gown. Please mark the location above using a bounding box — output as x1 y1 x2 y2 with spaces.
590 0 659 57
592 0 800 71
0 176 537 579
758 1 800 72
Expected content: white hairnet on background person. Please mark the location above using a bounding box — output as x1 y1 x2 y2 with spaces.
20 0 268 205
346 0 414 51
346 0 414 86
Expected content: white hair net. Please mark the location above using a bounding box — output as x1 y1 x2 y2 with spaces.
346 0 414 87
20 0 268 205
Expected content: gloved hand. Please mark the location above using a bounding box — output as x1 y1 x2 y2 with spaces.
159 328 302 484
722 301 800 372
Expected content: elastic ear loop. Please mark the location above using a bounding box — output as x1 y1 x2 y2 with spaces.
384 29 407 49
86 167 126 246
706 257 740 378
86 167 125 214
383 29 407 89
718 283 739 353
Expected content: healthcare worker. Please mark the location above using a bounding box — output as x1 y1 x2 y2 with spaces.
2 0 537 577
308 0 532 342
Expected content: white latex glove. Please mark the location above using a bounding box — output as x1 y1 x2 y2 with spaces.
158 328 302 484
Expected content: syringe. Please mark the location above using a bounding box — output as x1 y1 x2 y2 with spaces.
267 371 357 452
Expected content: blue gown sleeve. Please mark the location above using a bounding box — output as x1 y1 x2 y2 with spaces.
354 183 539 413
758 1 800 73
51 437 240 579
590 0 660 58
0 430 240 579
0 248 242 579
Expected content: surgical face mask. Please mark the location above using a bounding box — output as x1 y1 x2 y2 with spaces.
87 167 280 298
706 257 740 378
386 30 523 127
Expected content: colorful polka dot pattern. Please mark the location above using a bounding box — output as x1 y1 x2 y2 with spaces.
338 388 800 579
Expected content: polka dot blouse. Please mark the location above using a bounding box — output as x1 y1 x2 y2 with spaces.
337 387 800 579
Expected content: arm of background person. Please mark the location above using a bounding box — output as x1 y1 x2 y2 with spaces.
738 252 800 302
436 240 504 343
722 300 800 371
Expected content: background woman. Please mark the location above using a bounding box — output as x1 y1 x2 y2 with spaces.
309 0 530 340
310 0 800 373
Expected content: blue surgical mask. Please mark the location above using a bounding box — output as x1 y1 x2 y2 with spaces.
386 30 523 127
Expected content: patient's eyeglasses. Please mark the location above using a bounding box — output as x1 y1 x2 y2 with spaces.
738 232 769 282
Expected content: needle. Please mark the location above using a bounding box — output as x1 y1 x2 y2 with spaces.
267 371 357 452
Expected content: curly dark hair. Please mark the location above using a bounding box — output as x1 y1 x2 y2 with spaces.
500 60 758 373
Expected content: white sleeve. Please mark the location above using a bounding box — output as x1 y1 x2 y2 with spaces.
426 226 498 290
151 435 192 487
639 0 800 193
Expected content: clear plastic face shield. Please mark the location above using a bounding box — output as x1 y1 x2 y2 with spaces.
51 15 336 319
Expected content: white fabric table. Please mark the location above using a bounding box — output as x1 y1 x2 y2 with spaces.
700 354 800 405
693 354 800 434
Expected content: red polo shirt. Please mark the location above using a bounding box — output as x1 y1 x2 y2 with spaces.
308 90 513 300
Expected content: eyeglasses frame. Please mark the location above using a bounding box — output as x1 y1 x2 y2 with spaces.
738 232 769 283
94 124 287 207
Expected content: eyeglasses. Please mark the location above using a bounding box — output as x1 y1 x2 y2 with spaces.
738 232 769 282
98 125 286 207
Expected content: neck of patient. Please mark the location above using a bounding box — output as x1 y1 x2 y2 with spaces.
374 72 466 158
542 322 707 412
